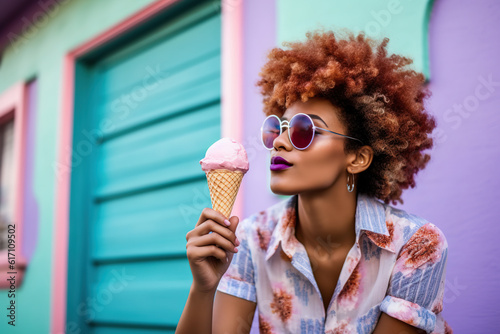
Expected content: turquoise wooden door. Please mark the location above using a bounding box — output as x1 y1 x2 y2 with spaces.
67 2 220 333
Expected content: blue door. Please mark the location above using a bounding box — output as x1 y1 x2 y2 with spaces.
67 2 221 333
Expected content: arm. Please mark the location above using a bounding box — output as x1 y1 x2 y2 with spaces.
176 209 241 334
176 284 217 334
213 291 256 334
213 212 259 333
373 313 426 334
176 209 258 334
176 285 256 334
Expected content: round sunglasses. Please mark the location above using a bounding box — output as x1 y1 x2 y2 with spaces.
261 113 363 150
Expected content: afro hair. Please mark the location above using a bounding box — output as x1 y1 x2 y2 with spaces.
256 29 436 204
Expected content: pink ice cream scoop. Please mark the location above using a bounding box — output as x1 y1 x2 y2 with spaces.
200 138 249 173
200 138 249 218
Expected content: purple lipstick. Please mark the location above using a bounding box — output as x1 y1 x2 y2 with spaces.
270 156 293 171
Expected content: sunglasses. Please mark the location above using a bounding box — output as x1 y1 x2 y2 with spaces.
261 113 363 150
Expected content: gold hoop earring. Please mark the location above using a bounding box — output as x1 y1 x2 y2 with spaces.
347 172 355 193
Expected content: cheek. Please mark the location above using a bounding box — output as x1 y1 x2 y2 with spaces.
269 142 348 195
305 146 345 170
299 147 346 182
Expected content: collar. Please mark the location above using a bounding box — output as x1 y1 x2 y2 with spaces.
265 193 395 261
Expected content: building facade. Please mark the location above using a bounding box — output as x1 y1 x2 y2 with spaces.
0 0 498 333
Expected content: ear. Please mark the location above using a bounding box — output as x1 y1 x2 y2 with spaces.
346 145 373 174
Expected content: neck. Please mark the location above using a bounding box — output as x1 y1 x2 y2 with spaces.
295 178 358 256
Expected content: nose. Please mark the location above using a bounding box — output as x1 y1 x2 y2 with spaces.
273 125 293 151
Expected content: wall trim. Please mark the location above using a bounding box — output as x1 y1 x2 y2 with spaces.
0 83 28 289
221 0 245 218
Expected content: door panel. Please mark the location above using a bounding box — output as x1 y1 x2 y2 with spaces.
69 2 221 332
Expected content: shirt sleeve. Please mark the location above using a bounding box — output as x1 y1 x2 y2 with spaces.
216 219 257 303
380 222 449 333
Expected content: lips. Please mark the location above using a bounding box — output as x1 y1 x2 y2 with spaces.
270 156 293 171
271 156 292 165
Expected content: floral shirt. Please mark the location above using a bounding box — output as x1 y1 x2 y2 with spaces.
217 194 451 333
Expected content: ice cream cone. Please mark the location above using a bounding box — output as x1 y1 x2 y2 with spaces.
205 169 244 218
200 138 249 217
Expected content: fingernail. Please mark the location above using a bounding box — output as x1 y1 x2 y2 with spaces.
235 238 240 246
224 219 231 226
234 247 239 253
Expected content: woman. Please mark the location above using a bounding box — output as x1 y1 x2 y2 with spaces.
176 30 450 334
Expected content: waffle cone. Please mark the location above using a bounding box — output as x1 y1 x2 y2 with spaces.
205 169 245 218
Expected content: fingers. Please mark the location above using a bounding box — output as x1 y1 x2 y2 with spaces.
187 208 240 244
185 209 243 266
195 208 231 229
190 232 239 255
187 244 228 263
227 215 240 235
187 219 239 247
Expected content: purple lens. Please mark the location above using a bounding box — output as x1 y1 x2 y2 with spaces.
262 116 280 149
289 114 314 149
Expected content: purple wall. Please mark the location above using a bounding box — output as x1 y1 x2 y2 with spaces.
400 0 500 332
22 79 39 262
242 0 279 219
242 0 277 331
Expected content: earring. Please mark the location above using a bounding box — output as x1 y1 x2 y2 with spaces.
347 172 355 193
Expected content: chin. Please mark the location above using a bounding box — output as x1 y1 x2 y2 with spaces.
270 176 334 196
269 180 298 196
270 188 298 196
270 178 309 196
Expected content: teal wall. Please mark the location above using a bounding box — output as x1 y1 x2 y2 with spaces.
277 0 433 78
0 1 157 333
67 2 221 332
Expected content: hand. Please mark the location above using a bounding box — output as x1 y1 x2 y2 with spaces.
185 208 240 294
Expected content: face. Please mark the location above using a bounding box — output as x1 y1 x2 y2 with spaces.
268 97 354 196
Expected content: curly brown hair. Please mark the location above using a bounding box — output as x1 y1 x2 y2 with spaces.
256 30 436 204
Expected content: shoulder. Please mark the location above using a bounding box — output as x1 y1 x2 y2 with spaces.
381 202 448 272
384 203 448 246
